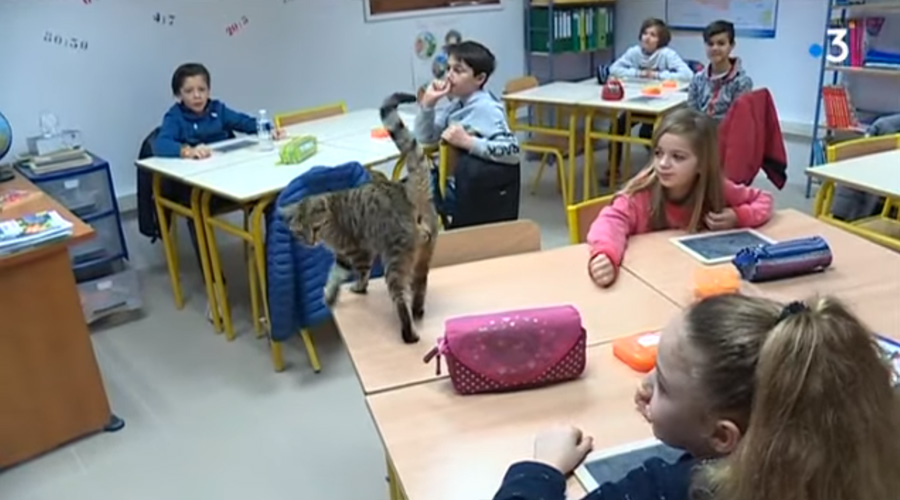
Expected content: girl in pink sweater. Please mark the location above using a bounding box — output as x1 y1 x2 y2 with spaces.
588 108 773 287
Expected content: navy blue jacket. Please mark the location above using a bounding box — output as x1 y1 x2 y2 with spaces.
152 99 256 157
266 162 372 342
492 456 695 500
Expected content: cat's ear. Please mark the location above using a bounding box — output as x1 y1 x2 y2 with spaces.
279 202 303 229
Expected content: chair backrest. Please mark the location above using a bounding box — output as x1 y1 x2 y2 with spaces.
430 219 541 268
504 75 539 95
503 76 540 114
685 59 705 74
566 195 614 244
136 127 162 239
275 101 347 128
826 133 900 162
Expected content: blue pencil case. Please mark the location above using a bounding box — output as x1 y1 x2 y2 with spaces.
732 236 833 282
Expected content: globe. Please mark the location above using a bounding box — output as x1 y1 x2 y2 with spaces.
0 111 11 162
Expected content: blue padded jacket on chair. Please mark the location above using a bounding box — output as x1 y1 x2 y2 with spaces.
266 162 373 342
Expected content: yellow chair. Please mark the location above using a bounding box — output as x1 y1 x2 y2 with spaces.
814 133 900 251
566 195 614 244
274 101 346 128
504 76 583 205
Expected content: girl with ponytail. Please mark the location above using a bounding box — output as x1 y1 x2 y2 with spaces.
493 294 900 500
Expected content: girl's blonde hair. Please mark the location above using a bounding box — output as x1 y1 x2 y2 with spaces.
684 294 900 500
623 108 724 232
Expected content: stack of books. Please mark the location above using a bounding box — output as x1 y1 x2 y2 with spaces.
0 210 74 256
18 148 93 175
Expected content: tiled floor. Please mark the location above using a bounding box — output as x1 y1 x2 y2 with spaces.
0 145 815 500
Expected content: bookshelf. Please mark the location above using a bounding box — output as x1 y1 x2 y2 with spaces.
807 0 900 197
525 0 616 83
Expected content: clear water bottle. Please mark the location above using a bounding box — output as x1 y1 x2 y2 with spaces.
256 109 274 151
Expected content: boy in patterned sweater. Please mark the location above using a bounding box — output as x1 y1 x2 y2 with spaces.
688 20 753 122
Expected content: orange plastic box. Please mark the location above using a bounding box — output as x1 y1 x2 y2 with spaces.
694 266 740 301
613 331 660 373
371 127 390 139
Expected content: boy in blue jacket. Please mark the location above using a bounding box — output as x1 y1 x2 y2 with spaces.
153 62 284 159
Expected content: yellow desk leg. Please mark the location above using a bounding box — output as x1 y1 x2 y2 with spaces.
566 110 577 205
200 190 232 338
244 208 262 337
813 179 836 218
582 111 594 201
300 329 321 373
386 453 405 500
250 197 273 330
152 173 184 310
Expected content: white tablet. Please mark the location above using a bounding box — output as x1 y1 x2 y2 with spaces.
670 228 776 265
211 138 257 153
574 438 684 492
876 335 900 389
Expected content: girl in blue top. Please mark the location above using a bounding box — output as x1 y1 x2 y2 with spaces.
153 62 284 158
493 294 900 500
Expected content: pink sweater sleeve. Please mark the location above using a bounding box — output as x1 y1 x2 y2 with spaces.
723 180 774 228
586 195 641 268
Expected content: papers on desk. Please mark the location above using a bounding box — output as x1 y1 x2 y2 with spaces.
0 210 73 256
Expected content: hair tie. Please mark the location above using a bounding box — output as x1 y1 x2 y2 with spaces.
778 301 808 322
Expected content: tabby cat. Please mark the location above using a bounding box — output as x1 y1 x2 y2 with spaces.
280 92 438 344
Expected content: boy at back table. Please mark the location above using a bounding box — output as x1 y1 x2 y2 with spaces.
607 18 693 176
415 40 521 227
687 20 753 122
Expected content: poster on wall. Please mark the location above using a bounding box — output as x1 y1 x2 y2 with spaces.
666 0 779 38
410 19 463 97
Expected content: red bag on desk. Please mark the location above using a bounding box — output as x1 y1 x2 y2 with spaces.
423 305 587 395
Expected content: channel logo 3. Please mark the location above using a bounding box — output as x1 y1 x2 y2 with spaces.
826 28 849 64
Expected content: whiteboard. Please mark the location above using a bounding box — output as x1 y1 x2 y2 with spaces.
666 0 780 38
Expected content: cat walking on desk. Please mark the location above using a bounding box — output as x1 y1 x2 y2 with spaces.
281 92 438 344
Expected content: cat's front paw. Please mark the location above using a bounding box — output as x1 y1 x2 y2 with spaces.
412 305 424 320
402 327 420 344
324 285 340 306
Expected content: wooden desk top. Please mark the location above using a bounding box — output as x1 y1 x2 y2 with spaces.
333 244 679 395
367 343 651 500
0 173 92 267
621 209 900 340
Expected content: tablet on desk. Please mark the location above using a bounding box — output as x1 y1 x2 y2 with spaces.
211 138 257 154
670 228 775 265
574 438 685 492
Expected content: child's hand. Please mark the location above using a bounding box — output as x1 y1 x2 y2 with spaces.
533 426 594 475
272 128 287 140
182 145 211 160
640 69 659 79
705 208 738 231
588 253 616 287
422 79 451 108
634 372 654 423
441 123 474 151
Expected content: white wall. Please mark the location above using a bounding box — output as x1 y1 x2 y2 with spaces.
0 0 526 205
615 0 829 130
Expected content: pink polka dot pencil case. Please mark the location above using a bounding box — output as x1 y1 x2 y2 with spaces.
423 305 587 395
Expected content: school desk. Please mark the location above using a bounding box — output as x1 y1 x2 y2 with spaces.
0 173 119 468
619 209 900 341
135 108 415 343
579 81 687 199
366 343 650 500
807 149 900 252
503 80 687 203
332 243 679 395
